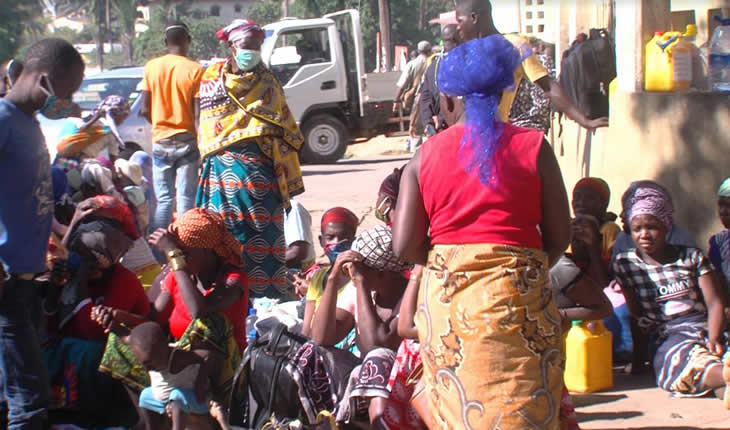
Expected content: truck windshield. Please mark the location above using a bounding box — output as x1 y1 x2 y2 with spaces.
266 28 332 86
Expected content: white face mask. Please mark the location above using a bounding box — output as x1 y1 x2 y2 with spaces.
234 49 262 72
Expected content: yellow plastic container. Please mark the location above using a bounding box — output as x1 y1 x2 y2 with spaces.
645 31 693 92
564 320 613 393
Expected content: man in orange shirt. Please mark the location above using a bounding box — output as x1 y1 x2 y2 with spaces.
139 23 203 235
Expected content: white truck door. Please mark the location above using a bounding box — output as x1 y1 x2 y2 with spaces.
323 9 365 118
267 25 345 123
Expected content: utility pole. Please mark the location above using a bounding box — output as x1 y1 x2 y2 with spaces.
419 0 425 31
378 0 392 71
281 0 288 18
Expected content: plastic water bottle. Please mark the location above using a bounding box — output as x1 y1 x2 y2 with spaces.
247 328 257 345
709 17 730 92
246 308 257 334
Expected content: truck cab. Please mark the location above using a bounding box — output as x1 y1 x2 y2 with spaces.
262 10 396 163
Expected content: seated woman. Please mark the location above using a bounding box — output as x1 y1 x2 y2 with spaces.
99 208 248 430
572 177 620 266
114 157 161 290
613 185 730 403
551 216 614 430
311 225 422 429
300 207 359 340
42 196 150 427
375 167 403 227
54 96 130 196
709 177 730 294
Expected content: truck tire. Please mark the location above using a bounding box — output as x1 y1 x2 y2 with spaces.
300 115 348 164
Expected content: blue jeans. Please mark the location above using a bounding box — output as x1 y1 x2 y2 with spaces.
150 133 200 235
0 278 48 429
139 387 209 415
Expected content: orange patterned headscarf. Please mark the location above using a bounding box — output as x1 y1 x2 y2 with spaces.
169 208 244 267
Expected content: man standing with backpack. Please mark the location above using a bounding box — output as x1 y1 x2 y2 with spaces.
455 0 609 131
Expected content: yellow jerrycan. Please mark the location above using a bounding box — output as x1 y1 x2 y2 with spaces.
645 31 693 91
564 320 613 393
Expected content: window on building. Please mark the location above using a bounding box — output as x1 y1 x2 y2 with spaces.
537 0 544 4
526 11 533 19
538 11 544 19
210 5 220 16
538 24 544 33
526 25 533 33
525 0 532 5
234 3 242 13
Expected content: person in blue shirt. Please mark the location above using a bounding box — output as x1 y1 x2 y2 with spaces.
0 38 84 429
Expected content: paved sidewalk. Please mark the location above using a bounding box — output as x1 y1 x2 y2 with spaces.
576 371 729 429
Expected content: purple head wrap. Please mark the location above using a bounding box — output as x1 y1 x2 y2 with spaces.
629 187 674 230
437 35 528 187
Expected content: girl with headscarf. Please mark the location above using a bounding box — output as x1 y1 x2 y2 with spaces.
196 18 304 300
41 196 151 424
311 225 421 428
708 177 730 294
99 208 248 428
391 35 572 429
612 185 730 403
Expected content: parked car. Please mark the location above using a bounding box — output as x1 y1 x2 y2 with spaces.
39 66 151 160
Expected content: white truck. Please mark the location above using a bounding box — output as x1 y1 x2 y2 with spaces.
261 9 400 163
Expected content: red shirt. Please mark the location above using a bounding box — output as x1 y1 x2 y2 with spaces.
163 269 248 351
62 264 151 341
420 123 544 249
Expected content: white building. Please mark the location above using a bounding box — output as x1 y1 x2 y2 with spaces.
139 0 257 25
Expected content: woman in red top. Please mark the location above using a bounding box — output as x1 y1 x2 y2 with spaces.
100 208 248 430
392 35 571 430
42 196 151 426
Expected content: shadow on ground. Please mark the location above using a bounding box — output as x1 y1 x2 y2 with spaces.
572 393 628 408
337 156 411 166
303 168 369 176
576 410 643 422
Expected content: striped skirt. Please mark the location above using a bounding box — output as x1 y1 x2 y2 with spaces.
654 313 723 396
196 141 288 299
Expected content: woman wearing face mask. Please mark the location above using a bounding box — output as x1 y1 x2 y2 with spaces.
196 18 305 301
300 208 359 342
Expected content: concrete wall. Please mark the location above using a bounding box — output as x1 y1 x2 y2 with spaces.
553 93 730 251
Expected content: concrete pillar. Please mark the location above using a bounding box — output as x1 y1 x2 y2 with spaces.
614 0 671 92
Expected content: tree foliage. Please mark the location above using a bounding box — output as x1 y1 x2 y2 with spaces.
133 7 227 64
1 0 43 62
247 0 281 26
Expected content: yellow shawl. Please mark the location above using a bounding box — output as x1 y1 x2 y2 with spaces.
198 61 305 207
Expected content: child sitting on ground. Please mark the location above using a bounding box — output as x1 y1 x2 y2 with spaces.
612 184 730 405
129 322 213 430
709 177 730 294
299 207 359 339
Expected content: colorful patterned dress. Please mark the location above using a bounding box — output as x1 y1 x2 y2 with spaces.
196 60 305 299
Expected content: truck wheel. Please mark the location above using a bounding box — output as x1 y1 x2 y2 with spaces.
300 115 348 164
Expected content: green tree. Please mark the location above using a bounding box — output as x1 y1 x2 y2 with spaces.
113 0 138 65
1 0 41 62
134 7 227 64
247 0 281 26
